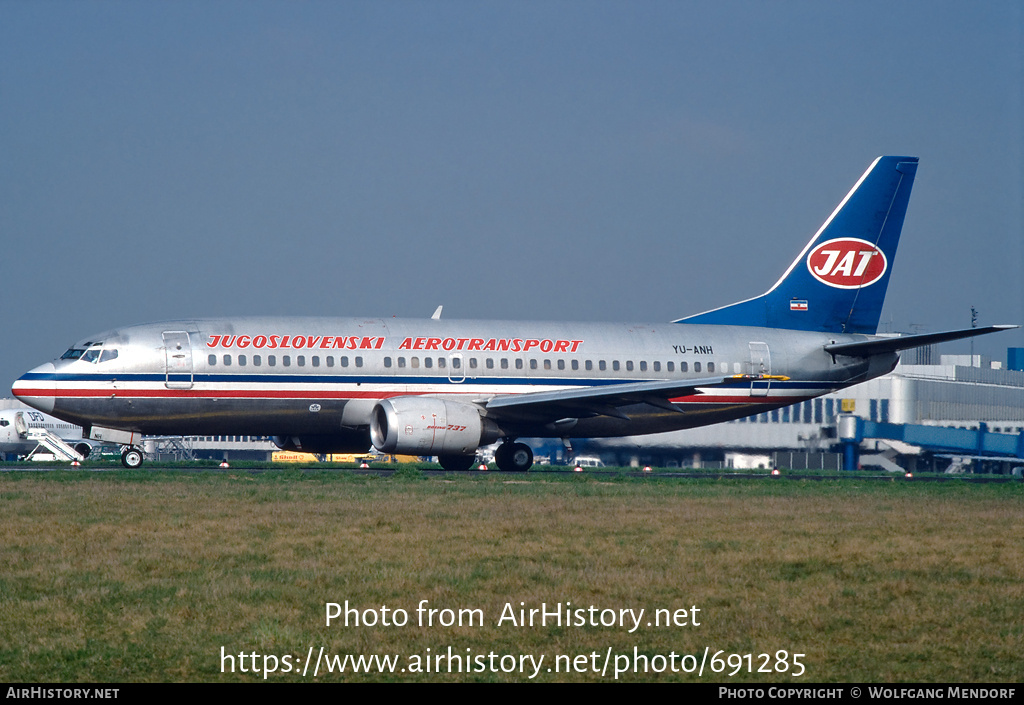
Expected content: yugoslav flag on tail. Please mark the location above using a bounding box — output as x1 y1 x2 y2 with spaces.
678 156 919 335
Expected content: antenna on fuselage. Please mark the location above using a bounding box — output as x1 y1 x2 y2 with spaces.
431 306 443 320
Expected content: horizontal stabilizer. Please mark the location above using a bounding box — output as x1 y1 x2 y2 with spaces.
824 325 1018 358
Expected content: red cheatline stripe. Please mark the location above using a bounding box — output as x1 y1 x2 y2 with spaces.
15 387 805 406
15 388 422 400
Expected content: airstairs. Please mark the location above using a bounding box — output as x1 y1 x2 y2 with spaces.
858 453 905 473
25 428 85 462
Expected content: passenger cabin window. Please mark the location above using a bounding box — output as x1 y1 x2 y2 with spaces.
238 355 246 366
667 362 674 372
694 362 701 373
209 355 217 366
283 356 291 367
707 362 714 373
254 355 261 366
268 355 276 366
223 355 232 366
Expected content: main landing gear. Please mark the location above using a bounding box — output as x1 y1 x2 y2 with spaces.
437 454 476 472
494 441 533 472
121 446 144 469
436 441 535 472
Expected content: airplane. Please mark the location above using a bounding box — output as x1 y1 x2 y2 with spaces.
0 407 92 460
11 156 1016 470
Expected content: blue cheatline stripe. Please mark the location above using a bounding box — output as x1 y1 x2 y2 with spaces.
21 370 840 392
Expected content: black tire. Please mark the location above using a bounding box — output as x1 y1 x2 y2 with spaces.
495 442 533 472
438 454 475 472
493 442 512 470
121 447 144 469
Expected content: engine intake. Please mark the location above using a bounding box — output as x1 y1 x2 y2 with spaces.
370 397 498 455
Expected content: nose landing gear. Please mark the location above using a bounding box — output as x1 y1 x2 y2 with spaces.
121 446 144 469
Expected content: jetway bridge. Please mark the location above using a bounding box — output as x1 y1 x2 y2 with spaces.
838 415 1024 472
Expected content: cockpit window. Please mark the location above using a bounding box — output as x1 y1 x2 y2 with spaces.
61 349 85 360
81 349 101 363
99 349 118 363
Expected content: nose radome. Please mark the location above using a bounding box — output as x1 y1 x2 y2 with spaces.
12 362 56 414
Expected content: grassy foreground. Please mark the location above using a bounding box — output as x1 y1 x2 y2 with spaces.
1 469 1021 682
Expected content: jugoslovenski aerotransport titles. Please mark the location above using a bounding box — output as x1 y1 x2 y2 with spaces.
12 157 1016 470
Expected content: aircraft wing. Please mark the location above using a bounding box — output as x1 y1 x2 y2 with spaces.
481 375 752 422
824 325 1018 358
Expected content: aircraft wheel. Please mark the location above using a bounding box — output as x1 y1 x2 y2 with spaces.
121 447 144 469
495 442 533 472
438 454 475 472
494 442 511 470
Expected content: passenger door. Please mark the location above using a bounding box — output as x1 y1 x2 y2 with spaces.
163 331 194 389
748 342 771 397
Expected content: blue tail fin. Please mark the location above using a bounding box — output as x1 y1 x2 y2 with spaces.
677 156 919 334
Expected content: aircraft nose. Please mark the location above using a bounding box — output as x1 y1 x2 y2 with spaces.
12 362 56 414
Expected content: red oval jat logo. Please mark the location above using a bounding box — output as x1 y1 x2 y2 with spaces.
806 238 888 289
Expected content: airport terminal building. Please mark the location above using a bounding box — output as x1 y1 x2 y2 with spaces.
578 347 1024 473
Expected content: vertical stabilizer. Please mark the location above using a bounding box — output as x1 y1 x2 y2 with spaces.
677 156 918 334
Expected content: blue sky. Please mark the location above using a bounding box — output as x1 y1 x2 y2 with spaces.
2 1 1021 388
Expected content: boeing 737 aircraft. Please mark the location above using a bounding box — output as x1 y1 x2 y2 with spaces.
12 157 1015 469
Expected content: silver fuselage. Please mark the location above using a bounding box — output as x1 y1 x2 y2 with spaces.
13 316 896 450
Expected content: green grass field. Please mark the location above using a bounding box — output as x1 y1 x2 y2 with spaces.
1 468 1021 682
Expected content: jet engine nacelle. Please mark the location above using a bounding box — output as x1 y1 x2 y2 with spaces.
370 397 499 455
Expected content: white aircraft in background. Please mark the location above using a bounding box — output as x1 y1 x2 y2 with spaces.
12 156 1016 470
0 407 91 460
